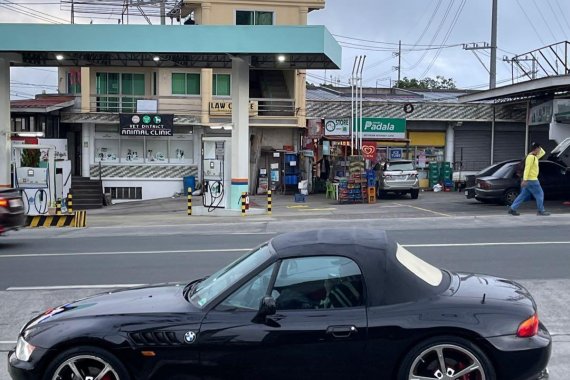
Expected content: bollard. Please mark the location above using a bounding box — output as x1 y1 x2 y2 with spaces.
67 191 73 214
241 192 246 216
56 199 61 215
267 190 272 215
187 187 192 216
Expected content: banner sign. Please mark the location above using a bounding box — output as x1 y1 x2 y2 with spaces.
324 118 350 136
120 114 174 136
361 141 376 160
390 148 403 159
354 118 406 139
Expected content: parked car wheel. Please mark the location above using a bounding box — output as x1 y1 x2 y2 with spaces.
503 188 520 206
410 189 419 199
43 346 130 380
398 336 496 380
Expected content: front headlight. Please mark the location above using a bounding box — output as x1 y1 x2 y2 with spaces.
15 336 35 362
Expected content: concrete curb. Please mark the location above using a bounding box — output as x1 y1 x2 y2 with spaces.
26 211 87 228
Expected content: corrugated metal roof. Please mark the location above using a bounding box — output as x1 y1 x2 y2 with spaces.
11 96 75 111
306 88 525 122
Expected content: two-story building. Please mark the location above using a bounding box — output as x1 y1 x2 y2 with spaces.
58 0 325 202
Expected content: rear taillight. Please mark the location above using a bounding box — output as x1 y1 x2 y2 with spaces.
478 181 491 190
517 313 539 337
0 198 8 208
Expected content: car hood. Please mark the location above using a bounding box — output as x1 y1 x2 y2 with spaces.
384 170 417 175
24 283 199 329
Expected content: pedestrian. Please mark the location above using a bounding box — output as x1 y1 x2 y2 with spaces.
508 142 550 216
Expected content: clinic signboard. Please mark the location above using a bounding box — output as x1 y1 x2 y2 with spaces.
353 118 406 139
120 114 174 136
324 118 350 136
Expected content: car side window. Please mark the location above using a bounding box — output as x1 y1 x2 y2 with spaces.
216 264 275 311
272 256 364 311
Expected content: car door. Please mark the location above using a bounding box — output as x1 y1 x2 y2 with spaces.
198 256 367 380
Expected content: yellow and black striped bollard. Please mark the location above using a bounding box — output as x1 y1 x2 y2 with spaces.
67 191 73 214
267 190 272 215
187 187 192 216
241 192 246 216
56 199 62 215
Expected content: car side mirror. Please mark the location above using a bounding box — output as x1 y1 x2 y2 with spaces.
252 296 276 324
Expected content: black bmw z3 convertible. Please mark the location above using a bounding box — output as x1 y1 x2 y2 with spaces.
8 229 550 380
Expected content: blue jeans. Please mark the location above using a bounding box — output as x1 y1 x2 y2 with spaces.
510 180 545 212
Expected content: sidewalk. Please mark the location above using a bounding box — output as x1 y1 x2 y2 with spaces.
84 190 570 228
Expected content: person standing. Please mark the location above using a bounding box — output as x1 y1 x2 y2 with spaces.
508 142 550 216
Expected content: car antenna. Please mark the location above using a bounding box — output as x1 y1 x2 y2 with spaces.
481 293 486 304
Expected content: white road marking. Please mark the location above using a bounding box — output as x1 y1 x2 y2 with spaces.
394 203 452 217
0 341 16 344
0 248 252 259
7 284 145 291
404 241 570 248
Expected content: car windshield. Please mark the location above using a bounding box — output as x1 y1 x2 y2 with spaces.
476 162 504 176
386 161 414 171
189 244 272 308
396 244 443 286
492 163 516 178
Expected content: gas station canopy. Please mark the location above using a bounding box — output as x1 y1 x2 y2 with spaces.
0 24 341 69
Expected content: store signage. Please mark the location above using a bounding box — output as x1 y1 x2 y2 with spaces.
390 148 403 159
38 138 68 161
529 101 553 126
209 101 258 116
324 118 350 136
362 142 376 160
354 118 406 139
120 114 174 136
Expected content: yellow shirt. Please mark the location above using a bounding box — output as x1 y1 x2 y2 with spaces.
523 147 545 180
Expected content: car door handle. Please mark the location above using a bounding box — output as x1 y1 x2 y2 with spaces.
326 325 358 338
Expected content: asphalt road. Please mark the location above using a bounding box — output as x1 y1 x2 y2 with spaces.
1 224 569 379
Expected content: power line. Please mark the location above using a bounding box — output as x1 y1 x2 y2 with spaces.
554 0 570 32
420 0 467 78
0 3 62 23
546 0 567 39
0 0 68 23
515 0 546 46
532 0 559 42
408 0 444 48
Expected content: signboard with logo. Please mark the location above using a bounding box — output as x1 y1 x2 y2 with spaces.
390 148 403 160
354 118 406 139
324 118 351 136
361 142 376 160
209 101 258 116
120 114 174 136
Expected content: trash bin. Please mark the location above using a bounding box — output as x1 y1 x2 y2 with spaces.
183 176 196 195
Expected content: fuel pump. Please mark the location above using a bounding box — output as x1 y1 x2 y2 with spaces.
202 137 231 210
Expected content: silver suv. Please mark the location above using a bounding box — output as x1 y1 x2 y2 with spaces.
376 160 420 199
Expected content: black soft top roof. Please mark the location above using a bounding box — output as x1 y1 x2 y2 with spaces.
269 228 450 306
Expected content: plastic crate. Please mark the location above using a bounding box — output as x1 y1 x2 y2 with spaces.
294 193 306 202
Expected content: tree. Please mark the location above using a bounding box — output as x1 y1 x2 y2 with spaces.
394 76 456 90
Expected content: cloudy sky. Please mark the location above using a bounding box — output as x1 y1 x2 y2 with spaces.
2 0 570 99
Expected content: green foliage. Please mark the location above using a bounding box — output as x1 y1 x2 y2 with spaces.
20 149 40 167
394 76 456 90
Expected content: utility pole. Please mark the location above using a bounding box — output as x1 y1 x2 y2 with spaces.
160 0 166 25
398 40 402 85
490 0 498 89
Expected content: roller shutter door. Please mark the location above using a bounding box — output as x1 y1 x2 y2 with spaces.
493 131 525 162
454 128 491 171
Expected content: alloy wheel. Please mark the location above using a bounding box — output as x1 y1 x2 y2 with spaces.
408 344 486 380
52 354 120 380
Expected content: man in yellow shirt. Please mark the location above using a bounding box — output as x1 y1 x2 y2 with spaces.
508 142 550 216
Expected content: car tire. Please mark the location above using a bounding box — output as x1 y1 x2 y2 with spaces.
503 188 520 205
410 189 419 199
397 335 496 380
42 346 131 380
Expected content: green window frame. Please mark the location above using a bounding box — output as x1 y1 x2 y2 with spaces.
95 72 145 112
212 74 231 96
236 10 273 25
172 73 201 95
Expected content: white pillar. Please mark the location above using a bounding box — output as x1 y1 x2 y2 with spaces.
229 56 250 210
445 123 455 163
0 57 10 188
81 123 93 177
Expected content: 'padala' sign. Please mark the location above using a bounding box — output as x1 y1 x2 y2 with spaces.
353 118 406 139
